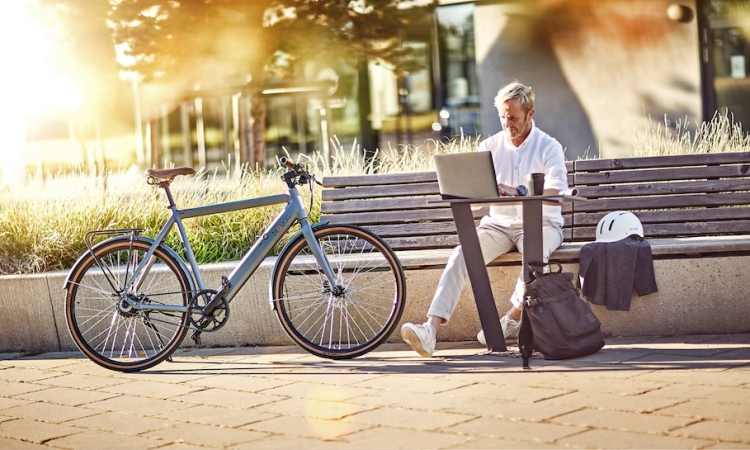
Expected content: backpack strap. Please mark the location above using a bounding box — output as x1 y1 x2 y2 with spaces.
518 306 534 370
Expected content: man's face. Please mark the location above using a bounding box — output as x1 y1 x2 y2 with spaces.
499 99 534 142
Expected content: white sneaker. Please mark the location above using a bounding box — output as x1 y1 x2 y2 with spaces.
477 314 522 346
400 322 436 357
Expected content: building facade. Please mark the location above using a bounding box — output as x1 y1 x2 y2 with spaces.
148 0 749 169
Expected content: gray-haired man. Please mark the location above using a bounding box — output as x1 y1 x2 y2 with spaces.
401 81 569 357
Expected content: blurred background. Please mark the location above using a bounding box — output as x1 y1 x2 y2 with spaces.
1 0 749 184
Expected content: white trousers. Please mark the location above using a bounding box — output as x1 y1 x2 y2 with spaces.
427 216 564 323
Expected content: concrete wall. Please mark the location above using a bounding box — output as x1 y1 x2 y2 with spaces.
473 0 702 159
3 254 750 355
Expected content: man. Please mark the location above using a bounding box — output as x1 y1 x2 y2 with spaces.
400 81 568 357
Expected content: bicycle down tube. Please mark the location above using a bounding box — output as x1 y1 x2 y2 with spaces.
120 187 338 314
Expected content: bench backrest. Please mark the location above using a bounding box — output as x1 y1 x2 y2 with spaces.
572 152 750 241
320 162 574 251
321 152 750 251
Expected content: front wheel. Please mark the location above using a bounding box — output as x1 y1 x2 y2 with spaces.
272 224 406 359
65 238 191 372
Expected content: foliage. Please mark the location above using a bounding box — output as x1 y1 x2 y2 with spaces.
109 0 436 88
2 111 749 275
632 111 750 156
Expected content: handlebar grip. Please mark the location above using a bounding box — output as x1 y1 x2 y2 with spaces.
279 157 295 168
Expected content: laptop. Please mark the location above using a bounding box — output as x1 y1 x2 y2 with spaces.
434 152 500 200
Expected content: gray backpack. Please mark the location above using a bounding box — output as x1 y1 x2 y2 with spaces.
518 264 605 369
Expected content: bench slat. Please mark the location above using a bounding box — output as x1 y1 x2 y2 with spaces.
575 152 750 171
573 192 750 213
573 206 750 225
322 182 440 201
575 165 750 185
577 178 750 198
321 196 446 214
322 208 471 225
571 220 750 240
322 171 437 188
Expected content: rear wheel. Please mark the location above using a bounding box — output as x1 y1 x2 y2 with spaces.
272 224 406 359
65 238 191 372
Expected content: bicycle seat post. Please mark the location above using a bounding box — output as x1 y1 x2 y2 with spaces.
161 184 177 208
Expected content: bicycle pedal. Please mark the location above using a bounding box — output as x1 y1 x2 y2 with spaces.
191 331 203 347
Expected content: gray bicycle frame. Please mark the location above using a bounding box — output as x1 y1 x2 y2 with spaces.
121 186 337 314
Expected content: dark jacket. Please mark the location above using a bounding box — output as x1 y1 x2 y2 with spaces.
577 237 658 311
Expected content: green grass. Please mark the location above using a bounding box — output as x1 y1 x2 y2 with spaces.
1 113 748 276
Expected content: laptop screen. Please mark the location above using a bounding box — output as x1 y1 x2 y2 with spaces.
434 152 500 200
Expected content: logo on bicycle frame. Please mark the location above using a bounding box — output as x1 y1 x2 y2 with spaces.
263 214 292 240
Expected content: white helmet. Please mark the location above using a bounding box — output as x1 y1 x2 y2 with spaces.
596 211 644 243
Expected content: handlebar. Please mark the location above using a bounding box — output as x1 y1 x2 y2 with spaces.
279 157 318 188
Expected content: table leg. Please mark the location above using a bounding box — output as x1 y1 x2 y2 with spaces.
450 203 507 352
521 198 544 287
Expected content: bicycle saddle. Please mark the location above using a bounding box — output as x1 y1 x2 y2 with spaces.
146 167 196 182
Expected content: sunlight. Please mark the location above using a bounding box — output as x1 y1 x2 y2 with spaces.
0 0 81 184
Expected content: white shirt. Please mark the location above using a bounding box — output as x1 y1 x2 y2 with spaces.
478 121 568 227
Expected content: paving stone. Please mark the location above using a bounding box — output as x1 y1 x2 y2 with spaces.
347 389 577 422
550 407 695 433
0 368 60 383
46 429 162 449
342 426 470 449
142 422 268 447
33 374 127 391
0 436 53 449
443 416 580 444
446 437 564 449
13 387 117 406
0 397 31 411
255 397 375 420
0 381 47 397
183 374 293 392
647 384 750 404
633 368 750 387
227 434 354 450
447 383 570 403
243 414 371 440
532 374 668 396
259 382 374 402
157 404 278 428
443 370 568 388
655 398 750 423
177 388 282 409
556 428 713 449
147 443 208 450
0 402 98 423
703 443 750 449
540 390 682 413
623 353 741 371
343 406 475 431
98 380 203 400
260 370 383 386
2 358 80 371
85 396 192 416
349 375 474 394
0 418 82 443
66 410 177 435
671 420 750 444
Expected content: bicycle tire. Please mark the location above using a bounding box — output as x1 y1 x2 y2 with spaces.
271 224 406 359
65 238 191 372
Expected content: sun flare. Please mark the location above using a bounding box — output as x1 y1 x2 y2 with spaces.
0 0 81 184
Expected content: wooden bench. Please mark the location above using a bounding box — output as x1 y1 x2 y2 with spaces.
320 152 750 266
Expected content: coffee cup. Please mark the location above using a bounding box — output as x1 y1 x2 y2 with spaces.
527 173 545 196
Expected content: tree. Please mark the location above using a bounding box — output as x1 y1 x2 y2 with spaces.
108 0 436 165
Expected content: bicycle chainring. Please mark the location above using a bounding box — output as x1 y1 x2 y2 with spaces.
188 289 230 332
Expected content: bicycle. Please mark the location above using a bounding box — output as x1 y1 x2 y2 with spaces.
64 158 406 372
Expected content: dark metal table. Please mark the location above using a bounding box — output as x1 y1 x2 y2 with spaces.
431 195 574 352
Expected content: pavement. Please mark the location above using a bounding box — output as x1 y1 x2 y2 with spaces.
1 334 750 450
